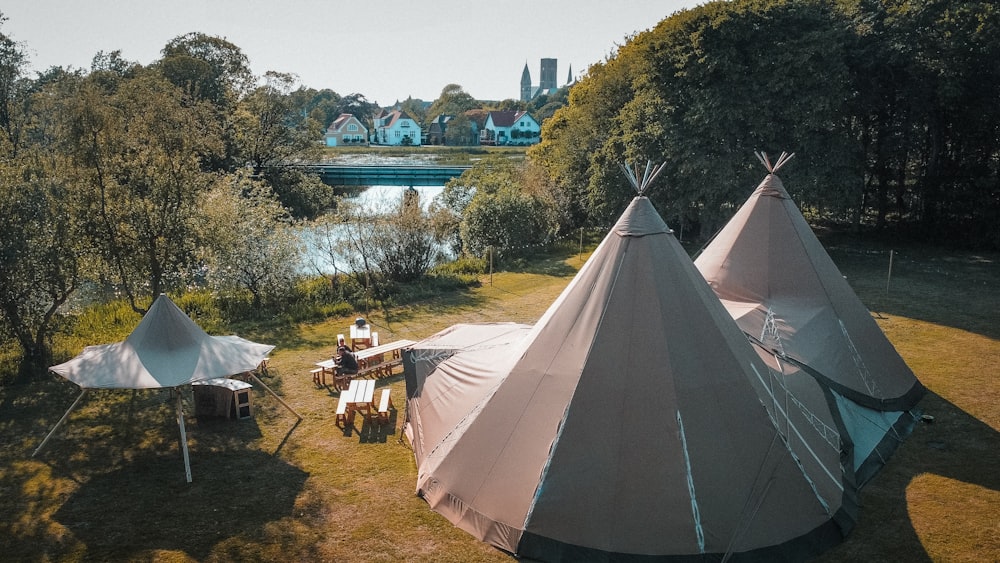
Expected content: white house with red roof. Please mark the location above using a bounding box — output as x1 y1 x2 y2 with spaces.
480 110 540 146
324 113 369 147
372 109 422 146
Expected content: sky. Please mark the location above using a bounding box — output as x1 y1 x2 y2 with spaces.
3 0 698 105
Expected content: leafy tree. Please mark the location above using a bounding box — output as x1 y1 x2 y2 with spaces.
534 0 860 237
289 87 342 129
399 96 427 125
443 113 474 146
335 93 379 128
440 156 557 260
0 26 81 373
492 98 527 112
369 189 440 283
262 166 334 218
0 165 80 374
198 171 301 310
426 84 478 125
65 69 223 314
158 32 254 108
232 71 321 174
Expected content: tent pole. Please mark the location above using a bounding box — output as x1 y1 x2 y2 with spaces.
176 390 192 483
249 373 301 420
32 388 89 457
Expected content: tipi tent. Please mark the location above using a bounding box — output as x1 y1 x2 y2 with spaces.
693 152 924 484
37 294 294 482
404 166 859 561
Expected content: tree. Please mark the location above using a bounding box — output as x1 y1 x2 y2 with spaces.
335 93 379 128
534 0 860 237
288 87 342 129
0 26 81 374
443 113 473 146
199 171 301 311
158 32 254 108
399 96 427 125
65 69 223 314
232 71 320 175
426 84 478 125
439 156 557 260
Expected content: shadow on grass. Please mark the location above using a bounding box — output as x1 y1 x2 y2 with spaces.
0 377 308 561
817 391 1000 561
828 244 1000 340
50 447 308 561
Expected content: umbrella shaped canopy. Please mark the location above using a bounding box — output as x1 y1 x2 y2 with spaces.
50 294 273 389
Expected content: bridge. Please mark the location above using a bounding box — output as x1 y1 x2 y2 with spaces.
302 164 472 186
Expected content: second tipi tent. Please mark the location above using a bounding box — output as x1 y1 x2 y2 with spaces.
693 152 925 485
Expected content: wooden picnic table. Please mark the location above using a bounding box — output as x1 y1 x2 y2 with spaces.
335 379 376 426
355 339 416 369
313 339 416 389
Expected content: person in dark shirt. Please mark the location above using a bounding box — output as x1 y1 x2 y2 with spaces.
334 337 359 375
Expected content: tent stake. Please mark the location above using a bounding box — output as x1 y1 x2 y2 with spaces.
33 388 89 457
249 373 301 420
176 390 192 483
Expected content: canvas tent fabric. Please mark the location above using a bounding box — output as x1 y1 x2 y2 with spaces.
403 322 532 467
50 295 274 389
41 293 279 482
693 156 924 484
405 196 860 562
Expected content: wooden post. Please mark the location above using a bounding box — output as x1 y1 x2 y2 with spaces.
489 246 494 286
579 227 584 262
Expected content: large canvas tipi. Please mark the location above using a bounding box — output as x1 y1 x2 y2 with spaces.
694 152 924 484
404 166 858 561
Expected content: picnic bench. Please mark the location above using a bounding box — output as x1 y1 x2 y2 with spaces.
312 339 415 389
335 379 377 427
376 388 393 425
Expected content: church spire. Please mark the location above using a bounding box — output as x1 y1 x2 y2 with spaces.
521 61 533 102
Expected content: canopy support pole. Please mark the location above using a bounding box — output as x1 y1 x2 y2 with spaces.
32 388 89 457
176 390 192 483
249 373 301 420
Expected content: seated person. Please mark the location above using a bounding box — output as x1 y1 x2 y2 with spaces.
334 337 359 375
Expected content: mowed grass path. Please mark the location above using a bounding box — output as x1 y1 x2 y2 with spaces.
0 241 996 562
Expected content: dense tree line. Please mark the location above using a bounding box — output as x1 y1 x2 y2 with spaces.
530 0 1000 246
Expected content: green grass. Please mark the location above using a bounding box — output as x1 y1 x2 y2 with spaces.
0 235 997 562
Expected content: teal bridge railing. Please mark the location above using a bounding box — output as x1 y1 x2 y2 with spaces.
302 164 472 186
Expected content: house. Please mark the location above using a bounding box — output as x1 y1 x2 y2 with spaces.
372 109 422 146
425 114 480 146
480 110 540 146
425 115 450 145
323 113 368 147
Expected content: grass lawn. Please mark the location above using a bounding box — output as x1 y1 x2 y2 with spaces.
0 237 996 562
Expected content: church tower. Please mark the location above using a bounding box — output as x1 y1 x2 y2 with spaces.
520 62 532 102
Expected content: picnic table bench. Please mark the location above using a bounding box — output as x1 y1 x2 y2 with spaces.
312 339 415 389
335 379 377 427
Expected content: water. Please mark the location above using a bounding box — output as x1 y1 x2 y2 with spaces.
299 185 446 275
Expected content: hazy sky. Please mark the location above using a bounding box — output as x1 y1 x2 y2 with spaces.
4 0 698 105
